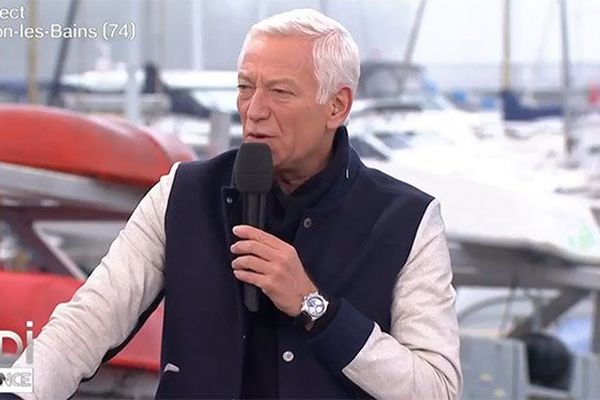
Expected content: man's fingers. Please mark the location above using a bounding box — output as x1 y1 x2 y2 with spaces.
230 239 277 260
233 269 263 287
233 269 272 293
232 225 282 249
231 255 270 274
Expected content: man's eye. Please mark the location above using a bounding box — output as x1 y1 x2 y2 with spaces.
272 88 291 95
238 84 252 91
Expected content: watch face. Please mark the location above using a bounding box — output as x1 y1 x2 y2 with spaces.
306 295 326 318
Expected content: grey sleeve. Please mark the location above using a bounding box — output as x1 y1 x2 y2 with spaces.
341 199 463 399
10 163 179 400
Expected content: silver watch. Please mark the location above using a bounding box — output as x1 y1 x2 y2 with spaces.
299 291 329 322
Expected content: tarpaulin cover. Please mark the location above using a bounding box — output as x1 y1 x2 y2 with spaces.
0 105 196 187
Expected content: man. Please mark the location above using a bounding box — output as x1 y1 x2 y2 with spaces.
9 8 461 399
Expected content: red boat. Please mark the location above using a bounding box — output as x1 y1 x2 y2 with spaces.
0 105 196 397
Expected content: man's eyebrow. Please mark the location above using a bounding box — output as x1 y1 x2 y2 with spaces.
237 73 252 82
237 74 300 89
265 78 297 87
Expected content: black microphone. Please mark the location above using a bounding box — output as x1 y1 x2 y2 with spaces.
233 142 273 312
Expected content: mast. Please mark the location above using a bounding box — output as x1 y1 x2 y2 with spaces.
559 0 575 164
319 0 328 15
125 0 141 123
191 0 204 69
47 0 80 106
26 0 39 104
403 0 428 65
501 0 511 90
398 0 428 94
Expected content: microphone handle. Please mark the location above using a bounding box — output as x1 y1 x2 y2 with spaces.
243 193 266 228
242 193 266 312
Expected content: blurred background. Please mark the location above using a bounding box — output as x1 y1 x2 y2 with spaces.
1 0 600 398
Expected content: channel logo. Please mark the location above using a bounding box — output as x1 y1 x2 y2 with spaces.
0 321 34 393
0 368 33 393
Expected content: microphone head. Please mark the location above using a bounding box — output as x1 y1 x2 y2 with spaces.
234 142 273 194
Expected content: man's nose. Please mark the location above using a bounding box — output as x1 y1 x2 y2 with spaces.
246 89 270 122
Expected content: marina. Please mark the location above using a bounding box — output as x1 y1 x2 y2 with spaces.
1 1 600 398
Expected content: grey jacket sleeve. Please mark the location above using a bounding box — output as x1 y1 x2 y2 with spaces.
309 199 462 399
10 163 179 400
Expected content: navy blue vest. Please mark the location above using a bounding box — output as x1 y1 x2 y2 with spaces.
155 148 433 399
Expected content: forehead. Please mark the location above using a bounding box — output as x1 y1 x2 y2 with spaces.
238 35 316 83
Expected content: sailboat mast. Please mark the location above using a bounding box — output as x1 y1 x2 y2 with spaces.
501 0 511 90
26 0 39 104
403 0 428 65
559 0 575 162
397 0 428 94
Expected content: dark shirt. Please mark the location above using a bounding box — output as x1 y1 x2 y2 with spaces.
239 128 349 399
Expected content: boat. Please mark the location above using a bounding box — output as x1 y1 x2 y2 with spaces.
0 104 196 398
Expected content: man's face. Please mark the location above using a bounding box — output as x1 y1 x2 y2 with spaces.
237 35 333 174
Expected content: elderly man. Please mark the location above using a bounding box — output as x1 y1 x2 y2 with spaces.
9 8 461 400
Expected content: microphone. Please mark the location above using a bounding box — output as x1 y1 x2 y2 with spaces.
233 142 273 312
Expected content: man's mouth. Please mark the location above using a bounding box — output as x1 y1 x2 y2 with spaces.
247 133 272 140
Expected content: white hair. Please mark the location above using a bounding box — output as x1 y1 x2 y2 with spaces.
238 8 360 104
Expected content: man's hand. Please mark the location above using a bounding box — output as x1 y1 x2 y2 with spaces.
230 225 317 317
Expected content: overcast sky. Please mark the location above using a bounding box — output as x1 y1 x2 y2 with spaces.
1 0 598 90
412 0 600 64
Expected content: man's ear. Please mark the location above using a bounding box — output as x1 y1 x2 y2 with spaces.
326 86 353 130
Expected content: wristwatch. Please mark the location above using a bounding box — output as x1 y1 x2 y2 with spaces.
295 291 329 326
